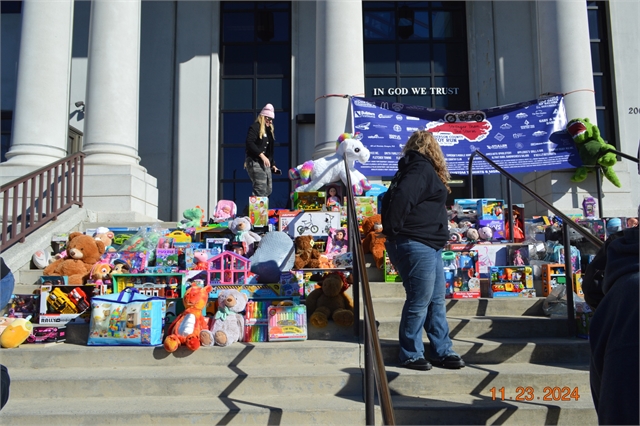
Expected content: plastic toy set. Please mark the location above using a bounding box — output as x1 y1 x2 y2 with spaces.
489 266 535 298
442 250 481 299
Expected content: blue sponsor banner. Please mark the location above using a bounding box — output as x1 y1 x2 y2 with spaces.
351 96 581 177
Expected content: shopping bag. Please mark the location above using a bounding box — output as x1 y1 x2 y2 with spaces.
87 288 166 346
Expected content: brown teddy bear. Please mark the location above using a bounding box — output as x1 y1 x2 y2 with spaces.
361 214 386 269
305 272 354 328
43 232 106 284
293 235 321 269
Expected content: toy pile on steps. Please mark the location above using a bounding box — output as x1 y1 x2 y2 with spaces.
3 133 386 349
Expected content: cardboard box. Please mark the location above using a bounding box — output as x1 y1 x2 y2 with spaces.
267 304 307 341
248 196 269 227
478 219 506 240
38 284 97 325
442 250 481 299
477 199 504 220
488 266 536 298
289 211 340 237
26 326 66 344
293 192 326 211
277 210 302 233
354 196 378 222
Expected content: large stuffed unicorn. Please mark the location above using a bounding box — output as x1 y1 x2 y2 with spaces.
289 133 372 195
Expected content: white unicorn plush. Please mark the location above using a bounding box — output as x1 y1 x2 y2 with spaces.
289 133 372 195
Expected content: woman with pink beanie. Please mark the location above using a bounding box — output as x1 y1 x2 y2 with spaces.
244 103 280 197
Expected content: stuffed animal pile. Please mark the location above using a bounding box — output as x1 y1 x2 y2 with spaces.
164 282 212 352
305 273 354 328
361 214 386 269
566 118 621 187
43 232 106 285
289 133 373 195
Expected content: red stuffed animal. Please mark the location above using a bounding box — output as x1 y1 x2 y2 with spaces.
164 282 212 352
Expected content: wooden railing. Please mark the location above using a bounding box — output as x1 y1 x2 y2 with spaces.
1 153 85 253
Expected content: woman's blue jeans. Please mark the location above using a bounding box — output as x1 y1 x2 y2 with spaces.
385 237 456 364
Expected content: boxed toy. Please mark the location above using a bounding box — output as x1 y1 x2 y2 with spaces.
508 245 530 266
26 326 66 344
488 266 535 297
289 211 340 237
384 251 402 283
575 301 593 339
325 184 343 212
477 219 506 240
277 210 302 233
38 284 98 324
354 196 377 222
442 250 481 299
293 191 326 211
155 248 179 267
111 273 183 297
7 294 40 319
99 251 148 274
248 196 269 227
267 304 307 341
205 238 230 256
477 199 504 220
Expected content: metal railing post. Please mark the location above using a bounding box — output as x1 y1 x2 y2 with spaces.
563 221 576 337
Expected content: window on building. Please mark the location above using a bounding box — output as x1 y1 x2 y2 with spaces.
587 1 616 147
219 1 291 214
362 1 481 201
1 112 12 163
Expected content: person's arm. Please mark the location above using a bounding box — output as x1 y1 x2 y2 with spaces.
245 124 262 157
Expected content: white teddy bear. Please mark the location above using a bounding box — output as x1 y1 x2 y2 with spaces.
229 216 261 257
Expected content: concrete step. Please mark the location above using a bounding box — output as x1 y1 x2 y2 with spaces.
0 394 372 425
380 337 591 365
14 269 45 286
390 394 597 425
0 339 361 369
8 364 362 399
376 316 569 339
384 363 590 397
371 296 545 317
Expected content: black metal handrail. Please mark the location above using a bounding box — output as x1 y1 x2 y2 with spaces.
468 150 603 337
343 156 395 425
1 152 85 253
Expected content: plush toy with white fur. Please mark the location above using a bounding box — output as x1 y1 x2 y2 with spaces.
289 133 372 195
229 216 261 257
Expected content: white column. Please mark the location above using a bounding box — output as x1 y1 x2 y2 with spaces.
80 0 158 221
82 0 142 166
2 0 73 168
314 0 365 158
537 0 596 120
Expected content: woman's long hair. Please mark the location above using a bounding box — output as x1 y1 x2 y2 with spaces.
402 130 451 193
256 115 275 140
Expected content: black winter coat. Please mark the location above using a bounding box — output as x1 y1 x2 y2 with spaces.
245 122 275 165
381 150 449 250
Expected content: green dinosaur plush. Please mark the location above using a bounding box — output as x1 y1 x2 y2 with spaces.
178 207 204 229
566 118 621 187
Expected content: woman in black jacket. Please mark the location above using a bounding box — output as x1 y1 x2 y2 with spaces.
381 130 464 371
245 103 280 196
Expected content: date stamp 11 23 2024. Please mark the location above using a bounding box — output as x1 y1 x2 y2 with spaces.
490 386 581 401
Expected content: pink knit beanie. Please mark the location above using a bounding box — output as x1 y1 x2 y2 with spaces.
259 103 275 119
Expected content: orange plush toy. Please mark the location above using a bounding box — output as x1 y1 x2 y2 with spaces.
361 214 386 269
163 282 212 352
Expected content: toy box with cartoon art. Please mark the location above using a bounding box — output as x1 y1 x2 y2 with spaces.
354 196 377 223
38 283 99 324
293 191 326 211
248 196 269 227
279 271 302 297
268 304 307 341
7 294 40 319
576 218 606 241
155 248 179 267
99 251 148 273
205 238 230 256
442 250 481 299
384 251 402 283
489 266 535 298
289 211 340 237
324 184 343 212
477 199 504 220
